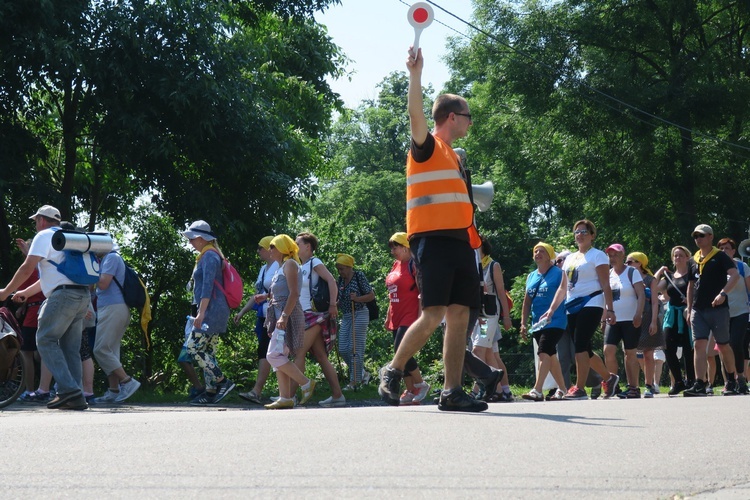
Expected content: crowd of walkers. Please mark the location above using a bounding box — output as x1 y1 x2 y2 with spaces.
522 220 750 401
3 207 749 412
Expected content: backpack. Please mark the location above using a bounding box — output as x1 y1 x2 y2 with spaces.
208 249 243 309
112 258 147 309
308 260 331 312
49 228 111 285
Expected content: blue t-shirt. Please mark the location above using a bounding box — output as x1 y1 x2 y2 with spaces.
97 252 126 307
526 266 566 330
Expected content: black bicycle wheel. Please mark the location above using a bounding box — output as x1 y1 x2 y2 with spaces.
0 351 24 409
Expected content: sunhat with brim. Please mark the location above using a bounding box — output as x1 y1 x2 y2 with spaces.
182 220 216 241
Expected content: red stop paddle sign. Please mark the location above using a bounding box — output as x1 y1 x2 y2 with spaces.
407 2 434 54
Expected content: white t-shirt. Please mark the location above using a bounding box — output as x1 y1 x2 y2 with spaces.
609 266 643 320
563 247 609 309
299 257 324 312
28 227 75 297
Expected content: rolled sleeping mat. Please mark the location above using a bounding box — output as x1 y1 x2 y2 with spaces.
51 230 113 254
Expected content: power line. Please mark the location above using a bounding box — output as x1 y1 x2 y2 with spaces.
397 0 750 157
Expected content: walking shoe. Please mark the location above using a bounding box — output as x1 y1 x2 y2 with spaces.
411 382 431 403
94 389 120 404
668 380 686 396
491 391 514 402
19 391 45 403
362 371 371 385
602 373 620 399
706 384 714 396
115 378 141 403
471 386 486 401
683 380 708 397
265 398 295 409
722 379 738 396
47 391 83 409
737 376 749 395
212 378 236 404
48 392 88 411
239 390 262 405
590 384 602 400
190 392 216 406
644 385 654 398
298 380 316 405
31 391 52 403
437 388 488 412
624 386 641 399
399 390 416 405
521 389 544 402
318 395 346 407
652 384 661 394
545 388 557 401
549 388 566 400
378 364 404 406
563 386 588 400
478 368 503 401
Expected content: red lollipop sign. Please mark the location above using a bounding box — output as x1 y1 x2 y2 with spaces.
407 2 434 54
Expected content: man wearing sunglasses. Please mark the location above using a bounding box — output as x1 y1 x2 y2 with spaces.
684 224 740 396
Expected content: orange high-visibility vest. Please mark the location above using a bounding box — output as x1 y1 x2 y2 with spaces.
406 135 481 248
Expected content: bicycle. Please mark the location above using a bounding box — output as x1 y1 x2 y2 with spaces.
0 306 25 409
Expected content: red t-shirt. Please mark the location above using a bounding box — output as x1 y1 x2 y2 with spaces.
20 269 45 328
385 260 420 330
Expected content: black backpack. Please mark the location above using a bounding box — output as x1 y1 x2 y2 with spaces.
112 258 147 309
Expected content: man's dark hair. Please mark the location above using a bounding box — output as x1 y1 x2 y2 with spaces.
432 94 467 126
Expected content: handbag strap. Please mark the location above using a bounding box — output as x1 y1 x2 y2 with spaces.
663 271 686 300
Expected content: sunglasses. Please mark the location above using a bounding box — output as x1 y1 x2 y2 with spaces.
555 259 564 264
693 233 706 239
574 229 590 235
626 260 636 265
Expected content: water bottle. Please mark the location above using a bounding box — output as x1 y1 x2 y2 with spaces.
530 318 548 333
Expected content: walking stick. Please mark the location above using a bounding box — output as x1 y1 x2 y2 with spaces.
351 298 357 389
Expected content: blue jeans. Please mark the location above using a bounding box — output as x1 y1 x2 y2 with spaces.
36 288 90 395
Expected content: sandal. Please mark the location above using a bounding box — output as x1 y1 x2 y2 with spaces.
521 389 545 402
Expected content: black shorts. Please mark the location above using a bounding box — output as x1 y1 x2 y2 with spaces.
411 236 480 309
567 307 603 356
257 325 270 360
533 327 564 356
604 321 639 350
20 326 38 352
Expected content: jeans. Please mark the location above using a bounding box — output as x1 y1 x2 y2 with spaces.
36 288 90 395
339 308 368 383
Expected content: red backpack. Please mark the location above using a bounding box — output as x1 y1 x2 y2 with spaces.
207 250 243 309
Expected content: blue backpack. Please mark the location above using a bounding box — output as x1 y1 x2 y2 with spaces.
48 228 101 285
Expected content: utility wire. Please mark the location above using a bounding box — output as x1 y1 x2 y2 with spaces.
397 0 750 157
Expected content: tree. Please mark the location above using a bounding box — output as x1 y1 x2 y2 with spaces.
0 0 346 280
447 0 750 271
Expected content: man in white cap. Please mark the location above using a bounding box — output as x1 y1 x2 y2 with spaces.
684 223 740 396
0 205 91 410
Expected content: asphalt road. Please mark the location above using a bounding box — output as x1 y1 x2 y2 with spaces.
1 395 749 499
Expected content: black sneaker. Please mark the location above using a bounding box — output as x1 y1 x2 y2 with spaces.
737 377 749 395
213 378 236 404
683 380 708 397
378 364 404 406
478 368 503 401
190 391 216 406
438 388 488 412
722 379 738 396
590 384 602 400
668 380 686 396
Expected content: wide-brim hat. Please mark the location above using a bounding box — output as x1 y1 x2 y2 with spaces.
182 220 216 241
